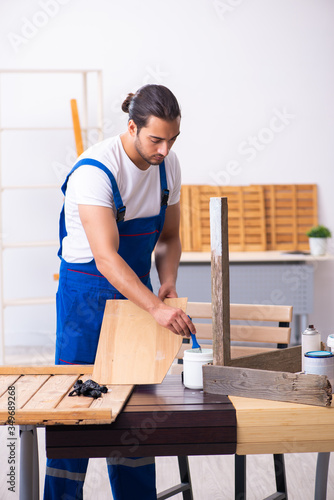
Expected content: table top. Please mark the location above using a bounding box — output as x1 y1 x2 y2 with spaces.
46 375 237 459
180 251 334 264
46 375 334 459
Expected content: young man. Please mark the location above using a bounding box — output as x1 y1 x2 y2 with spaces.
44 84 195 500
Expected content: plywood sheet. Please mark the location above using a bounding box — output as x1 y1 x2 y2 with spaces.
92 298 187 385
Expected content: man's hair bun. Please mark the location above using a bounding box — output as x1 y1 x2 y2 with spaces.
121 93 135 113
121 85 181 132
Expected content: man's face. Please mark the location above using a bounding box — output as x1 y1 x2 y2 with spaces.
133 115 181 166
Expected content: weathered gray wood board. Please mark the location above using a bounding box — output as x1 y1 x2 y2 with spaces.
210 197 231 366
203 364 332 407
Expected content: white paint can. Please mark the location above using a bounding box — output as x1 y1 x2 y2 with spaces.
183 348 213 390
304 350 334 388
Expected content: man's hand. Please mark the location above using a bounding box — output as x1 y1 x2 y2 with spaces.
148 302 196 338
158 283 178 301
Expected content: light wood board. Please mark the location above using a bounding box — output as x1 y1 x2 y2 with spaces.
0 367 133 425
230 394 334 454
92 298 187 385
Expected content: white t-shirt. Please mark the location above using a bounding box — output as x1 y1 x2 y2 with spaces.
62 134 181 263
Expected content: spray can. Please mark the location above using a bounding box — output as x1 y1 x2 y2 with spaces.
302 324 321 371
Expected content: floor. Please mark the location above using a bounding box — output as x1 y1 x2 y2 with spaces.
1 346 333 500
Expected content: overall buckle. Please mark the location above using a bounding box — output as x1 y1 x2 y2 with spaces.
161 189 169 207
116 206 126 222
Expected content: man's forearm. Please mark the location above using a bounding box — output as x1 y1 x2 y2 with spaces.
96 251 161 312
154 235 182 289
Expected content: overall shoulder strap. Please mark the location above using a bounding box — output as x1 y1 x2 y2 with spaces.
159 161 169 208
58 158 126 258
62 158 126 222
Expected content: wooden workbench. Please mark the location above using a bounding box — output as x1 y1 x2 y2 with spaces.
1 369 334 499
45 375 334 459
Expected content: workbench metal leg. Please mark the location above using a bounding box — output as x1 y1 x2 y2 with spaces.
273 454 287 498
314 452 330 500
157 456 193 500
235 454 246 500
19 425 39 500
178 456 193 500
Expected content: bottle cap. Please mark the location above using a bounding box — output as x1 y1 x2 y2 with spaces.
303 325 319 335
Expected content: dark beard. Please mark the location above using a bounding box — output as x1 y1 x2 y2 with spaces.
134 137 162 166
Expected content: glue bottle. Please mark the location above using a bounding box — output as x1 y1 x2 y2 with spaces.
302 325 321 371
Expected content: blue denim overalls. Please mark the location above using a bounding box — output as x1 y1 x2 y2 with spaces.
44 158 169 500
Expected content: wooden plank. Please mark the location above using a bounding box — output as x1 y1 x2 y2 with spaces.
122 404 232 413
87 384 134 423
227 345 302 372
56 375 97 410
0 408 113 424
92 298 187 385
237 425 334 445
0 375 21 397
46 426 235 448
191 186 202 251
230 346 275 358
70 98 84 156
229 395 334 425
180 185 192 252
236 441 334 455
0 365 93 375
0 374 50 410
90 384 133 408
23 375 79 410
203 364 332 407
187 302 293 323
47 442 237 459
237 187 245 250
230 303 293 322
230 325 291 344
210 197 231 366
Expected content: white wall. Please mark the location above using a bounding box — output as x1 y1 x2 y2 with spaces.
0 0 333 346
